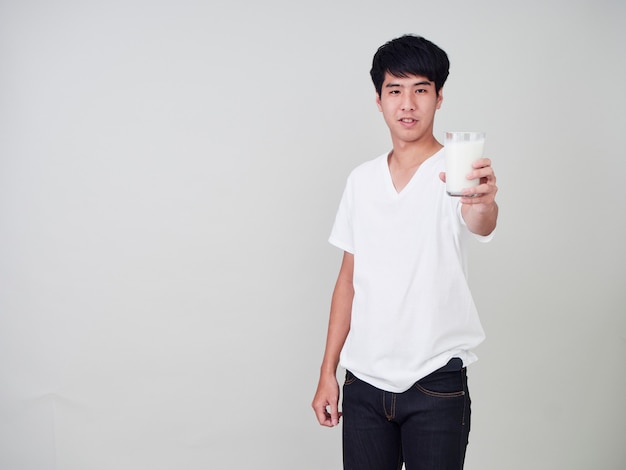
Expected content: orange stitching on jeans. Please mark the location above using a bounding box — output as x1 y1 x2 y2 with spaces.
461 370 468 426
413 383 465 398
383 392 396 421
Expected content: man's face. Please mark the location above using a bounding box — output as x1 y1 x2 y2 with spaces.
375 72 443 145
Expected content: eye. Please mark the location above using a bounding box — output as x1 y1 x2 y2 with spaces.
416 88 427 94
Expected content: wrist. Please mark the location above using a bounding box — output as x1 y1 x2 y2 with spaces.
320 363 338 378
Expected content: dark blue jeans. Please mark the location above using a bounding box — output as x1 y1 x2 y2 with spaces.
342 359 471 470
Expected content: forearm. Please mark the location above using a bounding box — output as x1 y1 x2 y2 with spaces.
319 253 354 377
461 200 498 236
320 298 352 376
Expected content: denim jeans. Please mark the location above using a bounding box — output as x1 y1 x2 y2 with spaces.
342 359 471 470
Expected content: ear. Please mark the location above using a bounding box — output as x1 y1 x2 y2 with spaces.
375 93 382 112
436 88 444 110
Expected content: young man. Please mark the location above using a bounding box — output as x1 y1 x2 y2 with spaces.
312 35 498 469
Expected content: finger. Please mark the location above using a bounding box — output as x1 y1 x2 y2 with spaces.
328 402 340 426
468 166 494 181
461 194 485 204
472 157 492 169
460 183 490 199
313 402 332 427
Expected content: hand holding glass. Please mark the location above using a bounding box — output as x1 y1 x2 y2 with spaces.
444 131 485 197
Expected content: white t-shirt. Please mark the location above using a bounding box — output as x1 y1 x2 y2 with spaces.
329 149 492 393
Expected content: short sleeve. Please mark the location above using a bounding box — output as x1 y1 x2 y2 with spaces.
328 177 355 253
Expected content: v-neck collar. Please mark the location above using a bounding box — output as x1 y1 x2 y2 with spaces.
383 149 443 197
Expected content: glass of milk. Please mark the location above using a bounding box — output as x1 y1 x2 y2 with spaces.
444 131 485 196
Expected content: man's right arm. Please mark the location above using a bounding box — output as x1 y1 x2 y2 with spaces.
311 251 354 427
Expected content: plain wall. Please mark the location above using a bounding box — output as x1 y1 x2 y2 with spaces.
1 0 625 469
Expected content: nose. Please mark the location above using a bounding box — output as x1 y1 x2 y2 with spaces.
401 93 416 111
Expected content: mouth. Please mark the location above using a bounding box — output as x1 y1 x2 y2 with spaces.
399 118 418 126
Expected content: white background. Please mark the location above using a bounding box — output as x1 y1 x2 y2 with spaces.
1 0 625 469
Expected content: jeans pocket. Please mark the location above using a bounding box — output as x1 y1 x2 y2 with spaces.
344 370 357 386
413 370 466 398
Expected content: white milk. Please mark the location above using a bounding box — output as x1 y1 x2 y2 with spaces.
444 139 484 196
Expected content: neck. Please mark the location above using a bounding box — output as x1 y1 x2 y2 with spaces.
388 137 443 169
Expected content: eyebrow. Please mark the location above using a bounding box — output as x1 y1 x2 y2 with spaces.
385 80 433 88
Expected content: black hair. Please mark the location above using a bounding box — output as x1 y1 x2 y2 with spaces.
370 35 450 97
